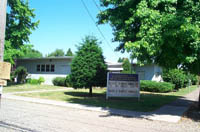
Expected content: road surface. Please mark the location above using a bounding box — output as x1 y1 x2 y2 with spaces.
0 99 199 132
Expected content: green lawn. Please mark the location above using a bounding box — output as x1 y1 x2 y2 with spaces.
16 85 198 112
3 84 67 93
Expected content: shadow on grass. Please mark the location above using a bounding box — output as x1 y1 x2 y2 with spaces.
63 90 199 120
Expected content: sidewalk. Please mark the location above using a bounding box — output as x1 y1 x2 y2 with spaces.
2 87 200 123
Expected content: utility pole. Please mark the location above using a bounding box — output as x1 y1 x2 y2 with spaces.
0 0 8 101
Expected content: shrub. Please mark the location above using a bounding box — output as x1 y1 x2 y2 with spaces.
38 77 45 84
52 77 66 86
162 69 186 90
27 77 45 85
140 80 175 93
65 75 72 87
28 79 40 85
188 74 198 85
14 66 28 84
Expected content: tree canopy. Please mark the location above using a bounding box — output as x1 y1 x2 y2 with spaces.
6 0 39 48
4 0 39 64
65 48 73 56
70 36 107 96
48 49 65 57
122 58 132 74
98 0 200 75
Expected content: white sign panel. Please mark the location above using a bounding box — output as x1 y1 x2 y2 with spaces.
106 73 140 99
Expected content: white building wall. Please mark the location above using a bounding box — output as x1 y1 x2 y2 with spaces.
17 58 72 85
133 64 163 82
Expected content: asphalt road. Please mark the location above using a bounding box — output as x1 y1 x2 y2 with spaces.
0 99 199 132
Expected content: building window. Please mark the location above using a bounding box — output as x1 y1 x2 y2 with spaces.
41 64 45 72
37 65 40 72
51 64 55 72
46 65 50 72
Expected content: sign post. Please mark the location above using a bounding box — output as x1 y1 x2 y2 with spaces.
106 72 140 100
0 0 8 103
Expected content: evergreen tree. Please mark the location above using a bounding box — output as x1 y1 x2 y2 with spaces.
66 48 73 56
70 36 107 96
118 57 123 63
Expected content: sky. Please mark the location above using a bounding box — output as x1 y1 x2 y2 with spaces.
28 0 130 62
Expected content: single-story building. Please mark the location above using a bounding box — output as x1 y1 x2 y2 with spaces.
106 62 123 73
16 57 73 85
16 57 163 85
132 64 163 82
106 62 163 82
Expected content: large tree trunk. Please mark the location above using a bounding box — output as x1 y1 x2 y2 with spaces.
89 86 93 97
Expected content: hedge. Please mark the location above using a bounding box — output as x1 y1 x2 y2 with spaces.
140 80 175 93
52 77 66 86
27 77 45 85
163 69 199 89
162 69 186 90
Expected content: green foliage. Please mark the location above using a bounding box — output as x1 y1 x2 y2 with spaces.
6 0 39 48
14 66 28 84
52 77 66 87
98 0 200 75
187 73 199 85
162 69 187 90
38 77 45 84
70 36 107 95
140 80 175 93
4 43 42 64
122 58 132 73
21 49 43 58
27 79 40 85
66 75 72 87
48 49 65 57
4 0 39 64
66 48 73 56
118 57 124 62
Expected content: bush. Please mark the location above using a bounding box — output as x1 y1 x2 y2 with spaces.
162 69 186 90
28 79 40 85
188 74 198 85
140 80 175 93
65 75 72 87
38 77 45 84
27 77 45 85
14 66 28 84
52 77 66 86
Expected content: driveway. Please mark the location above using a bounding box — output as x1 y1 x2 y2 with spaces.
0 98 199 132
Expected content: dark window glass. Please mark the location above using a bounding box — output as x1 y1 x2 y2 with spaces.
37 65 40 72
46 65 50 72
41 65 45 72
51 64 55 72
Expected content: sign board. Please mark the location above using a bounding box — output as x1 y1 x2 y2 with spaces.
0 62 11 80
0 79 7 86
106 73 140 99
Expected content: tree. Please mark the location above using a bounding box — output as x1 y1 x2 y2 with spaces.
118 57 124 63
20 46 43 58
4 43 42 64
122 58 131 74
48 49 65 57
70 36 107 96
98 0 200 107
4 0 39 64
66 48 73 56
6 0 39 48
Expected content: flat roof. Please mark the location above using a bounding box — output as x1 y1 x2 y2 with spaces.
17 56 74 61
